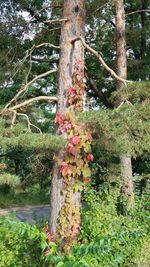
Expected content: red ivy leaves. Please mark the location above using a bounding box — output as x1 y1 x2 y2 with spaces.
70 135 81 145
87 133 93 142
54 113 65 125
54 60 93 241
68 87 77 96
83 177 91 183
60 121 72 133
87 153 94 161
60 162 72 177
55 113 73 133
67 143 77 156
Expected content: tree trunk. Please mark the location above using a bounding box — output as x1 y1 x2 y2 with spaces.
50 0 85 234
115 0 134 213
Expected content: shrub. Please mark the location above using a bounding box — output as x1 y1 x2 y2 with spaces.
45 189 150 267
0 217 47 267
0 173 20 193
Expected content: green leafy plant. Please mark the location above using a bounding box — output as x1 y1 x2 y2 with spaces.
0 217 47 267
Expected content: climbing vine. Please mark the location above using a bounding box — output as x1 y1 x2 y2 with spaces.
54 60 93 244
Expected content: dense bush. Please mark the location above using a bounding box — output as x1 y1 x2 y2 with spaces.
45 190 150 267
0 190 149 267
0 217 47 267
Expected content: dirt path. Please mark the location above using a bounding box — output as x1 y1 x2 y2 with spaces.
0 204 50 223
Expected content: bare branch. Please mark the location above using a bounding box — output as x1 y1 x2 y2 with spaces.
11 110 17 129
11 111 42 133
116 100 133 109
2 69 57 113
91 1 111 14
35 43 60 49
25 52 32 84
28 5 62 23
8 45 35 83
10 42 58 81
43 18 68 24
126 9 150 16
29 122 42 133
8 96 57 111
72 37 131 85
15 112 31 132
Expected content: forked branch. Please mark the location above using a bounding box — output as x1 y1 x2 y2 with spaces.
11 111 42 133
72 37 131 85
2 69 57 113
80 37 130 84
8 96 57 111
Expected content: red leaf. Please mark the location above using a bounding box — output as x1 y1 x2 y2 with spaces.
59 121 72 133
60 162 72 176
67 143 77 156
87 153 94 161
71 224 80 237
71 135 81 145
54 113 65 125
83 177 91 183
87 133 93 142
68 87 77 96
64 122 72 130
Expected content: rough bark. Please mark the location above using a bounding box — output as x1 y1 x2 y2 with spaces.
50 0 85 233
116 0 127 89
115 0 134 211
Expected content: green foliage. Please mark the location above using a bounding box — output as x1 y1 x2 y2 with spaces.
112 82 150 104
0 190 149 267
44 190 150 267
132 236 150 267
0 217 47 267
0 173 20 189
80 103 150 156
0 122 66 152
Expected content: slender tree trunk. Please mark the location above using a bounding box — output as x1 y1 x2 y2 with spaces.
115 0 134 213
50 0 85 234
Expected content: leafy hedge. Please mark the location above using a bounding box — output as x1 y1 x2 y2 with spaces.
0 217 46 267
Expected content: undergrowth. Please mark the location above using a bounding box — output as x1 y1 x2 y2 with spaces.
0 189 149 267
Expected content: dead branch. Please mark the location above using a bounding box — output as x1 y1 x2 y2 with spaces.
14 112 31 132
8 45 35 84
2 69 57 113
8 96 57 111
11 111 42 133
71 37 130 84
44 18 68 24
126 9 150 16
28 4 63 23
35 43 60 49
91 1 111 14
29 122 42 133
77 37 130 85
116 99 133 109
11 110 17 129
12 43 59 78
